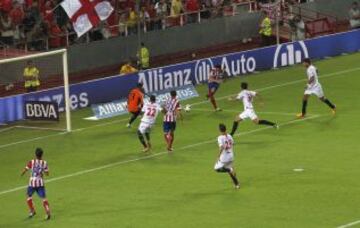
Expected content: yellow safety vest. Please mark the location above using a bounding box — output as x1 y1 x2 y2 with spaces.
260 17 272 37
23 67 40 88
139 47 150 68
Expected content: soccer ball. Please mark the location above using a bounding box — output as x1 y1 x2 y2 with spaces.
184 104 191 112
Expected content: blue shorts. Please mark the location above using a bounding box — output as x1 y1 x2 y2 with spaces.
208 82 220 92
27 186 46 198
163 122 176 133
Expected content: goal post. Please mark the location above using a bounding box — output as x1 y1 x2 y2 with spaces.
0 49 72 132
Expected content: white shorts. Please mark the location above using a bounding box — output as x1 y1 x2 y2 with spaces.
138 122 153 134
304 84 324 98
239 109 258 121
214 160 233 170
214 152 234 170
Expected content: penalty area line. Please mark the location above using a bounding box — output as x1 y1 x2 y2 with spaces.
0 114 321 196
337 220 360 228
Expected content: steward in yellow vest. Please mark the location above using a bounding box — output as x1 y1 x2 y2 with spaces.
259 11 272 46
138 42 150 69
23 60 40 93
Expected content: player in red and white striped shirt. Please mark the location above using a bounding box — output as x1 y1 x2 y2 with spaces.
21 148 51 220
207 65 224 111
162 90 182 152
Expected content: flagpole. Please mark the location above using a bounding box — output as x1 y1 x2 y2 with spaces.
50 3 61 13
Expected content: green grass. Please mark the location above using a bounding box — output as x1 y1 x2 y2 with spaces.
1 52 360 228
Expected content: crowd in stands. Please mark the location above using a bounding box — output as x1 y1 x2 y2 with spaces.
0 0 261 51
0 0 349 52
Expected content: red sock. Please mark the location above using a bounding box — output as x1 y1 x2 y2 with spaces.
42 199 50 215
27 197 35 212
210 95 217 109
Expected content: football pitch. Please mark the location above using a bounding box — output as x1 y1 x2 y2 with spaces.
1 52 360 228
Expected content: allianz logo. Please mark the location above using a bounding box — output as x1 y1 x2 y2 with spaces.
194 56 256 83
138 55 257 93
273 41 309 68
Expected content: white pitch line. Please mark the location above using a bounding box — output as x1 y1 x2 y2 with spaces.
337 220 360 228
0 114 321 196
0 66 358 149
15 125 66 132
0 126 16 133
192 108 301 116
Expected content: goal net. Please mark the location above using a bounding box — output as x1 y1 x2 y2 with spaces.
0 49 71 136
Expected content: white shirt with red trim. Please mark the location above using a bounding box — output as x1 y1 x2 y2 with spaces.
141 102 162 125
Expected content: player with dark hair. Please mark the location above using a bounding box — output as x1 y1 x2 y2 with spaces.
163 90 182 152
214 123 240 189
21 148 51 220
127 83 145 128
137 95 162 152
297 58 336 118
206 65 223 111
229 82 278 136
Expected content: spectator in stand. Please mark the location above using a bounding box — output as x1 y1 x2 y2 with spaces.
200 0 212 19
9 2 24 26
41 0 54 25
28 1 40 21
22 10 36 36
155 0 168 29
147 3 157 31
259 11 272 46
186 0 200 23
349 2 360 29
99 21 112 39
1 0 13 14
29 20 48 50
170 0 184 26
118 13 127 36
120 59 138 75
48 17 62 48
23 60 40 93
137 42 150 69
127 7 138 34
139 6 150 31
211 0 224 18
0 13 15 45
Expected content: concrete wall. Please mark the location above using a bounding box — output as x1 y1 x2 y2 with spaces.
0 12 261 84
299 0 355 19
67 12 262 73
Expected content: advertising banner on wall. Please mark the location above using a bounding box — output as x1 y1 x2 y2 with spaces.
1 29 359 123
24 101 59 121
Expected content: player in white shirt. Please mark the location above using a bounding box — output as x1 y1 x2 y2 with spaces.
214 124 240 189
137 95 162 152
297 58 336 118
228 82 278 136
